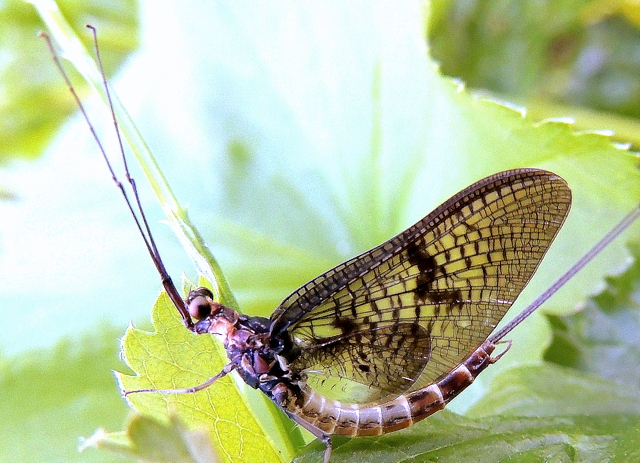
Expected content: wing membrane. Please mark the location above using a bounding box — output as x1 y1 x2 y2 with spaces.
297 323 431 402
271 169 571 403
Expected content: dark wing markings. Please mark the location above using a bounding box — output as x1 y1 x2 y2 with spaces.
297 323 431 403
271 169 571 401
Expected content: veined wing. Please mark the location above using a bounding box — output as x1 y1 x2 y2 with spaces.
270 169 571 404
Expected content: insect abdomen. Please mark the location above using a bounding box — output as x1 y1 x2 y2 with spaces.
282 341 496 437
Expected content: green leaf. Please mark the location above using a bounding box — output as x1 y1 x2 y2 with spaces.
545 241 640 392
0 325 131 463
116 287 299 463
0 0 138 162
83 414 221 463
26 1 640 463
467 364 640 417
295 410 640 463
295 365 640 462
429 0 640 140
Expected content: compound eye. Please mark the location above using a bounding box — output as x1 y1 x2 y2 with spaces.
187 295 212 320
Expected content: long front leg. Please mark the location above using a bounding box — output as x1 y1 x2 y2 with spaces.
124 362 236 395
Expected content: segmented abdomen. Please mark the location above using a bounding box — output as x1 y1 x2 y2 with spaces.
282 341 496 436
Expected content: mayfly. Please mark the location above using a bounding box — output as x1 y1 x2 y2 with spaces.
43 27 640 463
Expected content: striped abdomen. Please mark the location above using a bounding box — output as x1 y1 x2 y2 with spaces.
281 341 496 436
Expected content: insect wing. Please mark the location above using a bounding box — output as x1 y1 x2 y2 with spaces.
270 169 572 404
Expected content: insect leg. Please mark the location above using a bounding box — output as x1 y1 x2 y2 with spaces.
124 362 236 396
284 411 333 463
489 339 513 363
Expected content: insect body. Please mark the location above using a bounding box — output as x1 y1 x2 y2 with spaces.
141 168 572 462
42 27 640 463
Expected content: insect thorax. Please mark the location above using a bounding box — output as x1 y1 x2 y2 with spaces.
189 287 303 395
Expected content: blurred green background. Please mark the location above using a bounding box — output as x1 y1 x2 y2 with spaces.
1 0 639 462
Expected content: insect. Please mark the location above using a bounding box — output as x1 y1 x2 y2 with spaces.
43 27 640 463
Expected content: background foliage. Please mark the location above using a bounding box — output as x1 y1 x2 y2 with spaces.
1 0 639 462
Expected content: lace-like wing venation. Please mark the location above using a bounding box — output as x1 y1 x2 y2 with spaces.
270 169 571 403
294 323 431 403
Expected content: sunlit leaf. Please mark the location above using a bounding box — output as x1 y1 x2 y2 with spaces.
83 414 221 463
14 2 640 463
0 0 138 161
116 289 295 463
0 326 130 463
295 366 640 462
